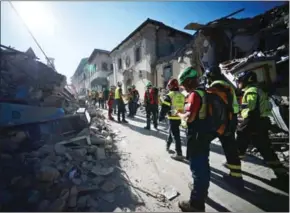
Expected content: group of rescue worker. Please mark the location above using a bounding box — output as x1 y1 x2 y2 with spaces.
89 88 109 109
100 65 288 212
156 66 288 212
107 82 140 123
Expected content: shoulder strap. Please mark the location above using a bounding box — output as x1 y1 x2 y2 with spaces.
193 90 203 118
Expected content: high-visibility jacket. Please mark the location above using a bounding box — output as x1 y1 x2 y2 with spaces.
99 92 104 99
163 91 185 120
210 80 239 114
241 85 272 119
115 87 121 99
194 89 207 120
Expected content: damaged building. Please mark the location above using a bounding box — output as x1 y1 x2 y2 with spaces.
178 2 289 140
110 18 193 95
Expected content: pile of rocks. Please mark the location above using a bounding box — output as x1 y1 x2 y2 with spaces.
0 110 120 212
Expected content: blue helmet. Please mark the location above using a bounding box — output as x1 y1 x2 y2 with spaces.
236 71 257 84
205 66 222 79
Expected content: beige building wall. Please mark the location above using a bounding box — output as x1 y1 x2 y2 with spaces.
155 56 191 88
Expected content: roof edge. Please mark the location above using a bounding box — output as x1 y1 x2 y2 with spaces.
110 18 193 55
88 49 110 63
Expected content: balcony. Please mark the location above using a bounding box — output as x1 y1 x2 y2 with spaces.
90 70 110 87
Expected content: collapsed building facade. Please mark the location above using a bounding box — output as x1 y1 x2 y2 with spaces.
0 45 123 212
179 3 289 130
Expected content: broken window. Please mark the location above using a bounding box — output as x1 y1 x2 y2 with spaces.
135 47 141 63
118 58 122 69
163 65 172 88
102 62 108 71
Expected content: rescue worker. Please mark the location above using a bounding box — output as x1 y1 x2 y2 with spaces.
127 86 134 117
235 70 288 185
159 78 185 161
87 89 92 104
107 86 115 121
144 81 158 130
176 67 213 212
99 89 104 109
115 82 128 123
205 66 244 189
94 90 99 107
103 87 110 110
131 85 140 116
112 85 117 114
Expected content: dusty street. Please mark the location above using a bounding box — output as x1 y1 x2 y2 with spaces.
102 110 289 212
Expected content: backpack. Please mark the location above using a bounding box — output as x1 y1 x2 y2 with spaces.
205 84 234 136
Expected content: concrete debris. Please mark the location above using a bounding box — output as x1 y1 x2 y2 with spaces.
37 200 50 211
77 195 90 209
102 192 115 203
160 186 179 201
73 148 87 157
48 198 67 212
91 135 106 145
91 166 115 176
101 180 118 193
36 166 60 182
97 147 106 160
54 144 67 155
114 207 123 212
0 110 119 212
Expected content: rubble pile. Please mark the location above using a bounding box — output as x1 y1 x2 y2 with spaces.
0 45 77 112
0 110 120 212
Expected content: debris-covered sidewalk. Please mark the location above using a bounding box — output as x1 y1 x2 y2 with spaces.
0 109 145 212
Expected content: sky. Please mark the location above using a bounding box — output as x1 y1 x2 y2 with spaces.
1 1 285 83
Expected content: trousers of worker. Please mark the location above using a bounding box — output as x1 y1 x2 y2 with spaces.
167 119 182 156
107 99 114 119
219 114 243 178
187 129 212 210
146 104 158 128
237 116 286 177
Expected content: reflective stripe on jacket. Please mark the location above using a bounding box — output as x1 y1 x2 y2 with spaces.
164 91 185 120
194 89 206 120
241 86 272 119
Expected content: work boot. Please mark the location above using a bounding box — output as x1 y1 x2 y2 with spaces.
171 153 183 161
178 200 205 212
144 126 150 130
154 125 158 130
166 145 170 152
270 173 289 191
122 120 128 123
109 117 115 121
223 174 244 190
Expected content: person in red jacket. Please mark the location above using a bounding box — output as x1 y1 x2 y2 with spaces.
107 86 115 121
144 81 159 130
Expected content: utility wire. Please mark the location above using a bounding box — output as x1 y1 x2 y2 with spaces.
8 1 57 72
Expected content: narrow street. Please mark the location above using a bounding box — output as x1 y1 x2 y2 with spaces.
103 110 289 212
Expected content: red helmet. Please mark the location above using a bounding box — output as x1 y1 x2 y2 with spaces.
167 78 179 90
